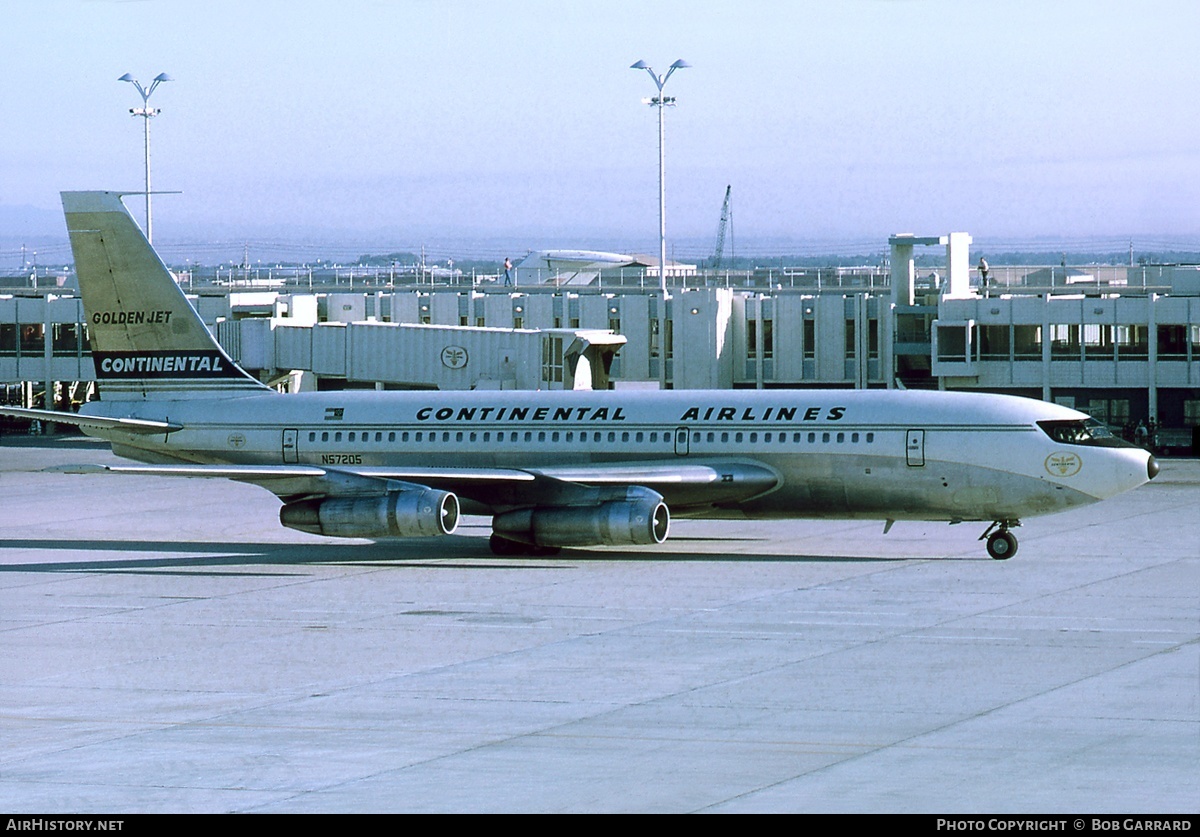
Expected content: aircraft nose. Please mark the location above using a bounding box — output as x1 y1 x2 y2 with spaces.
1147 455 1160 481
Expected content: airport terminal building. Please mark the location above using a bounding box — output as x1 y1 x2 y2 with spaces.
3 232 1199 451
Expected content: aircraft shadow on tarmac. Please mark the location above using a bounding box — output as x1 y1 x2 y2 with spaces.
0 535 917 574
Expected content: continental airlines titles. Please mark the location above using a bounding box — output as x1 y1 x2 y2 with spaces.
414 405 848 423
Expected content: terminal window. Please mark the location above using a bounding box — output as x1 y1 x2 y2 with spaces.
52 323 81 356
1084 324 1115 360
936 323 970 362
1115 325 1149 358
19 324 43 355
1157 324 1187 359
1050 324 1080 360
1184 400 1200 426
541 336 564 384
979 325 1010 360
1013 325 1042 360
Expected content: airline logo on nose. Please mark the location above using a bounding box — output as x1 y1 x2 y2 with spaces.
1045 452 1082 477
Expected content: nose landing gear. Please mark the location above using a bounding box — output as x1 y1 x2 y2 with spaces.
980 520 1021 560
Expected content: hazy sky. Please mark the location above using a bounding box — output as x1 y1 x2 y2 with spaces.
3 0 1198 262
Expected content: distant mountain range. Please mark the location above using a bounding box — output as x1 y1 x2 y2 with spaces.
2 203 1197 269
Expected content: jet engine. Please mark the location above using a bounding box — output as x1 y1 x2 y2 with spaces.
492 486 669 547
280 488 459 539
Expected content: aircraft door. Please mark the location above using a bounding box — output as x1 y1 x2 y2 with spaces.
282 428 299 463
674 425 690 456
905 429 925 467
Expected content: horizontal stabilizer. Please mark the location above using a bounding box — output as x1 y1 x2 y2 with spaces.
0 407 182 434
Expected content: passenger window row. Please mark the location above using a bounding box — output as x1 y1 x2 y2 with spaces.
304 429 875 446
694 430 874 444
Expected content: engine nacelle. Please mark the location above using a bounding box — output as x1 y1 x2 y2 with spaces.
493 488 669 547
280 488 459 539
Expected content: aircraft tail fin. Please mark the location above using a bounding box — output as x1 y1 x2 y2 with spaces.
62 191 270 401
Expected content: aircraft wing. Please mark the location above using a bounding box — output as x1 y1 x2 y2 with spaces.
0 406 182 434
346 461 780 509
48 459 781 511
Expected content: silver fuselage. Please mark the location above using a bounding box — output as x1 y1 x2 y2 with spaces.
83 388 1154 524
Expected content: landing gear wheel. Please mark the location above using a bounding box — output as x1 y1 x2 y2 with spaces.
489 534 526 556
986 530 1018 560
528 544 562 556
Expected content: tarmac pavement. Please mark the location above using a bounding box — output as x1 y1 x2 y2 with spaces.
0 435 1195 812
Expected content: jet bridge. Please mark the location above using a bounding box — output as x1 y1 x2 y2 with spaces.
215 319 626 392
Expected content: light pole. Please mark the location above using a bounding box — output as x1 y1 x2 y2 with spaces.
118 72 171 243
630 59 688 389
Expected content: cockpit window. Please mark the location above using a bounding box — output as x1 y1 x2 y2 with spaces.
1037 418 1131 448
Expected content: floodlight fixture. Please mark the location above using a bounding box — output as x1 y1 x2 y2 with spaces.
629 59 689 388
118 72 171 243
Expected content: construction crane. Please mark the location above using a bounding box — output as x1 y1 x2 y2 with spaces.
711 185 732 269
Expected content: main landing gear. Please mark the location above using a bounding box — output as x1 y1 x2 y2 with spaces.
979 520 1020 560
489 533 561 557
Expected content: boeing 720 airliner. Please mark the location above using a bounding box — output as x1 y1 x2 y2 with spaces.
0 192 1159 559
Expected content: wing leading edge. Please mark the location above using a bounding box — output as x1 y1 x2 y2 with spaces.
47 459 781 511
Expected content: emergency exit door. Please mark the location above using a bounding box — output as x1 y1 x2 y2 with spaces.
674 426 690 456
282 428 299 463
905 429 925 466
